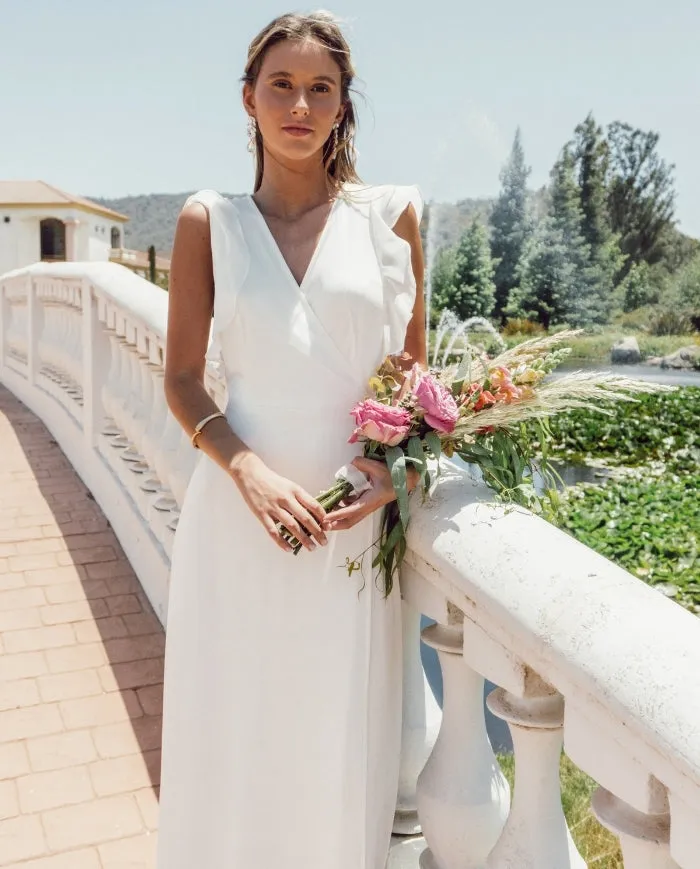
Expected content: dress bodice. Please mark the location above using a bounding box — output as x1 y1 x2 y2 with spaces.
185 183 423 418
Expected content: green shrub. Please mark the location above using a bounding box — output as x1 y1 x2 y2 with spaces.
502 317 545 337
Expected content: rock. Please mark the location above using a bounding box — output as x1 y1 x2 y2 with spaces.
645 356 662 366
611 336 641 364
659 345 700 370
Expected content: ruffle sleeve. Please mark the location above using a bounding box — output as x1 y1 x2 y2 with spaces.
365 184 424 357
183 190 249 372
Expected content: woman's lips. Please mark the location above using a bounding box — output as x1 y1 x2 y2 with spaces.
282 126 313 137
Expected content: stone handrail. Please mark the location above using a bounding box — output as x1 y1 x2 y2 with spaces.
1 262 699 868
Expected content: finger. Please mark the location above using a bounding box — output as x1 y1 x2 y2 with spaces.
325 494 373 528
293 491 328 545
351 456 382 478
275 508 317 552
262 516 295 553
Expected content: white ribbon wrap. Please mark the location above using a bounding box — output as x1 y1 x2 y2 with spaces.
335 463 372 496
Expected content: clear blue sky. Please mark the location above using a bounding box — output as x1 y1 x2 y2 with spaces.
2 0 699 235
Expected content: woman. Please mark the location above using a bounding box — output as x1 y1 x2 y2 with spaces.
158 11 426 869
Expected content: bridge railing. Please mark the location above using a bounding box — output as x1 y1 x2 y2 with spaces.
2 262 699 869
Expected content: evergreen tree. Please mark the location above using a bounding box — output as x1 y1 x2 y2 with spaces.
571 114 612 255
490 128 532 322
433 221 495 320
506 219 573 329
509 147 614 328
606 121 676 276
429 245 458 323
549 147 603 326
571 115 626 317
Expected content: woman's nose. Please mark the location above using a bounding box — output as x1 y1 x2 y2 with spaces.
291 90 310 115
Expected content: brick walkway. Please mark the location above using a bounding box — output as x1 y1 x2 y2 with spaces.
0 385 162 867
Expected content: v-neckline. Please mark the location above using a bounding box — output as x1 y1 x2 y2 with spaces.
246 194 341 292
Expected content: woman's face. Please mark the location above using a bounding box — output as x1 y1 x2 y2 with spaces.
244 38 345 165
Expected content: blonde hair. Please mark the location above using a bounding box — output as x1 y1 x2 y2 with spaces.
243 11 361 193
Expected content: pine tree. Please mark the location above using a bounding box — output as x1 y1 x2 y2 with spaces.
571 114 624 317
490 128 532 322
429 245 458 323
506 219 573 329
509 147 612 328
572 114 612 254
433 221 495 320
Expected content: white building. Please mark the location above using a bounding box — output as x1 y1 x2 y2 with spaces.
0 180 129 275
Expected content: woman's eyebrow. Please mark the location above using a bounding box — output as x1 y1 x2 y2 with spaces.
266 70 338 84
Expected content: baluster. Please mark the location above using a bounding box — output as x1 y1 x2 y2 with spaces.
108 330 135 451
486 687 585 869
0 280 5 367
394 601 442 835
101 325 125 437
416 620 509 869
592 788 679 869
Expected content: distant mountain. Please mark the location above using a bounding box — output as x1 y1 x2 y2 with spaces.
89 185 549 257
88 193 227 255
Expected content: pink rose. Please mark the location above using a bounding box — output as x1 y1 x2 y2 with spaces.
348 399 411 447
413 374 459 434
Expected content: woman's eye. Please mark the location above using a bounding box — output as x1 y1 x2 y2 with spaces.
272 80 291 89
312 84 330 93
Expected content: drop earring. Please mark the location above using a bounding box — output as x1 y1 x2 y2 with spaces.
247 116 257 153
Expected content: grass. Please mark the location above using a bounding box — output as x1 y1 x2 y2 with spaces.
502 329 699 362
497 753 624 867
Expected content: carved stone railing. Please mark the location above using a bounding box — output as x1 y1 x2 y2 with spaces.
2 262 699 869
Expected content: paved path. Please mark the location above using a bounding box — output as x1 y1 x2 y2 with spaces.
0 385 162 867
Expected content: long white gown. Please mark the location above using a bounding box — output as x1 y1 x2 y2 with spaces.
157 182 423 869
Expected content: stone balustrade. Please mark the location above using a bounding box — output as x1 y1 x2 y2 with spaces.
2 261 699 869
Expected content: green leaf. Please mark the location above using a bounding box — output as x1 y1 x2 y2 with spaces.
425 431 442 463
386 446 410 531
407 436 428 486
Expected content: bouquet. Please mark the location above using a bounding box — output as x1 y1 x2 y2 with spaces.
278 330 673 598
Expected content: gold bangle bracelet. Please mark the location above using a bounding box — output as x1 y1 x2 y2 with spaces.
191 411 226 449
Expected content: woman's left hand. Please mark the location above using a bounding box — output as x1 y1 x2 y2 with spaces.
322 456 419 532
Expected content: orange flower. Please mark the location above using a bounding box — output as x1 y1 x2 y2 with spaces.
494 382 522 404
473 389 497 411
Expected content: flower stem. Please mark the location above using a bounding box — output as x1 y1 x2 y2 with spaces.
278 479 355 554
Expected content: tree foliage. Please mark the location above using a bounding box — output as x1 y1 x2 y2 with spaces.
606 121 677 276
506 218 573 329
432 221 495 320
490 128 533 322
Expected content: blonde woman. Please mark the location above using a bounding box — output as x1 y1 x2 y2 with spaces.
158 11 426 868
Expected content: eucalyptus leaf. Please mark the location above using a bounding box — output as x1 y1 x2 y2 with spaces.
386 446 410 531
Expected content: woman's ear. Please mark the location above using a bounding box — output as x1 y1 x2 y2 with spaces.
335 100 347 126
242 83 256 117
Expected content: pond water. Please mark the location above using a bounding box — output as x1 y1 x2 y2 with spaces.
553 361 700 388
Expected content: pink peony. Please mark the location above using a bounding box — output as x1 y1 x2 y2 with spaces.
348 399 411 447
413 374 459 434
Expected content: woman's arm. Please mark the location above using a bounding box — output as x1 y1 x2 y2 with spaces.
164 202 254 477
322 203 425 532
164 202 327 552
393 203 428 369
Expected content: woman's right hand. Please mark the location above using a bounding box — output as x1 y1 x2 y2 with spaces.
230 454 328 553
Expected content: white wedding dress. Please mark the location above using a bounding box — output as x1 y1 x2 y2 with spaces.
157 183 423 869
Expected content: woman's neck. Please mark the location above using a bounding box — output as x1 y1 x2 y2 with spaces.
253 151 335 220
